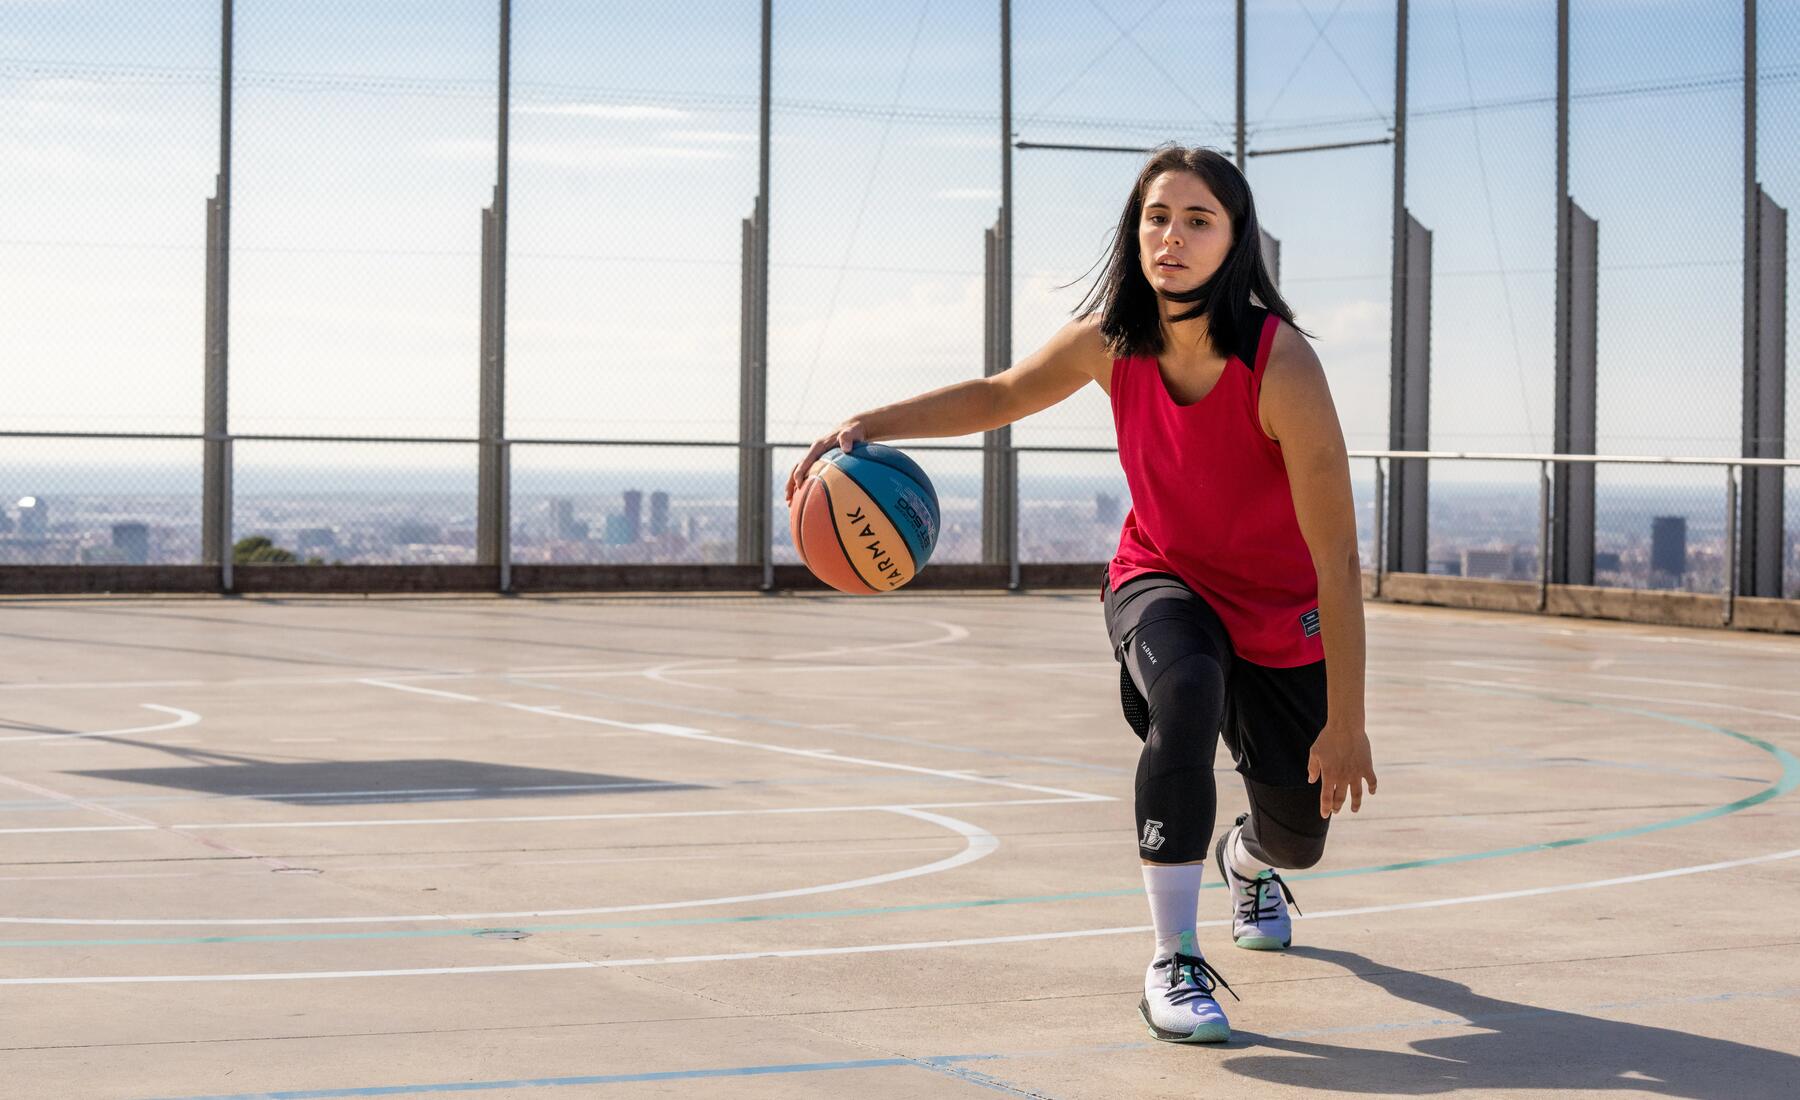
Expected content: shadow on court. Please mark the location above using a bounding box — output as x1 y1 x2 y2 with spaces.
1220 947 1800 1098
70 760 709 805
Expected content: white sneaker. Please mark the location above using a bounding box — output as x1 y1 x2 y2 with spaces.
1138 931 1236 1043
1215 815 1302 950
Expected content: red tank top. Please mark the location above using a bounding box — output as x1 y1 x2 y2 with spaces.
1104 309 1324 668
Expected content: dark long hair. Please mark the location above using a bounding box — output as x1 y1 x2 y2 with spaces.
1074 144 1307 360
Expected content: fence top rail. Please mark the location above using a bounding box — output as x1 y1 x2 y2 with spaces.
2 430 1797 469
1348 449 1799 468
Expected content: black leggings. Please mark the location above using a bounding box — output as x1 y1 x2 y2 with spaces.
1103 572 1331 867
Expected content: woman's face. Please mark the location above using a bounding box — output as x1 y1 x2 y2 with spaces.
1137 170 1233 299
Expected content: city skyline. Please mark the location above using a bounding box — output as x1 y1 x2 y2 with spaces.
6 477 1791 599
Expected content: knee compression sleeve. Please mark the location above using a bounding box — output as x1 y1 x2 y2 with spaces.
1134 651 1227 864
1238 776 1331 869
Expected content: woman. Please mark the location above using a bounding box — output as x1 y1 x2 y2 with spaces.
785 145 1377 1045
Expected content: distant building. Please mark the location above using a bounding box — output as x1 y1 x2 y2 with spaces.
1460 548 1512 580
650 491 670 537
1651 516 1687 577
1594 551 1622 573
622 490 643 543
1095 493 1122 528
79 544 128 564
605 514 635 545
391 520 441 545
15 496 46 536
549 499 588 541
111 522 150 565
0 510 11 534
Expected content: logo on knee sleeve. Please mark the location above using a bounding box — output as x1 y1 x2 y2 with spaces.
1139 819 1167 851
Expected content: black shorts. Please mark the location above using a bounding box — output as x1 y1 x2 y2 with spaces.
1102 570 1328 787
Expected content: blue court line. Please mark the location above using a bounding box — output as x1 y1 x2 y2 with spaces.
11 680 1798 953
135 1053 1011 1100
133 984 1800 1100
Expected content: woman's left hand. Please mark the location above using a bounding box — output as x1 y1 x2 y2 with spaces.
1307 721 1378 818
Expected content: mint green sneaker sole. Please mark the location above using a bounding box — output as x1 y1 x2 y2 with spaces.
1233 934 1291 951
1139 997 1230 1043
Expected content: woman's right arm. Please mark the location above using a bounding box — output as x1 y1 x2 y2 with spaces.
784 316 1104 502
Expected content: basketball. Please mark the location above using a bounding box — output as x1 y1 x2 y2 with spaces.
788 442 940 593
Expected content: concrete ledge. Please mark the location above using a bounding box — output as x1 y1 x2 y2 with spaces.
0 562 1111 597
1373 573 1539 613
1 563 1793 637
1372 572 1800 637
232 564 497 594
0 565 219 595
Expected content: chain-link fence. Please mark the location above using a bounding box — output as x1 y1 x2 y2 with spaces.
2 2 1796 611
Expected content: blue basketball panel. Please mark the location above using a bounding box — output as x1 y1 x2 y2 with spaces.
833 452 939 566
852 443 940 515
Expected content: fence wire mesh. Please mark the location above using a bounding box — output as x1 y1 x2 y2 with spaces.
0 2 1794 607
231 442 478 565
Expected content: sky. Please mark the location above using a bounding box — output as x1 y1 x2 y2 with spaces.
1 0 1795 495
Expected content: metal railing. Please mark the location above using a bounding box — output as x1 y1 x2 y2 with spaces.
1356 449 1798 625
2 429 1795 622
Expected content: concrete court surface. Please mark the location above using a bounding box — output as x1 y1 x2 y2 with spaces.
1 590 1798 1100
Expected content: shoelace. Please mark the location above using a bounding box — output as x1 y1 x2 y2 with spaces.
1153 952 1241 1004
1236 869 1304 923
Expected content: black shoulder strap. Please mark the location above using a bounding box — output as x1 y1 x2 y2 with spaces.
1232 305 1270 369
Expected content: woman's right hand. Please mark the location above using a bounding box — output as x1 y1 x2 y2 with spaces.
784 420 867 505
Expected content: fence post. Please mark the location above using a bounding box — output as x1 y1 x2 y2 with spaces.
497 441 511 593
1008 445 1021 591
1371 457 1385 598
219 437 234 593
1723 464 1739 625
1537 459 1551 612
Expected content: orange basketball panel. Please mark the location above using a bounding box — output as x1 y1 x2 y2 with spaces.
820 465 916 591
798 476 877 593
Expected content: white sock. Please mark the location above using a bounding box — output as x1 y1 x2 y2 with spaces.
1227 824 1274 879
1141 863 1206 959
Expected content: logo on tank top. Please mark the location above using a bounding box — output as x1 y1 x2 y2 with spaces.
1300 608 1322 638
1140 819 1167 852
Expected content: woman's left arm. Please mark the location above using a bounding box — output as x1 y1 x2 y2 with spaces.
1260 324 1378 819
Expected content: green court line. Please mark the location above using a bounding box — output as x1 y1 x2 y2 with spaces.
7 679 1796 950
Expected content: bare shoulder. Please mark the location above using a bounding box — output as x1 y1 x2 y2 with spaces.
1258 319 1334 441
1266 318 1324 377
1057 313 1115 388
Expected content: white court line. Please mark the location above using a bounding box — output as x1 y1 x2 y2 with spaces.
1405 670 1800 724
0 795 1086 837
12 845 1799 984
0 807 997 926
771 618 971 661
0 726 310 874
640 660 739 694
0 704 199 744
354 680 1113 805
1447 660 1800 708
357 679 481 703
